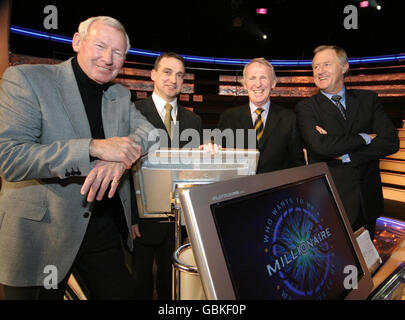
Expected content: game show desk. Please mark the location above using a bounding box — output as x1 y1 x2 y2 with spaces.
369 238 405 300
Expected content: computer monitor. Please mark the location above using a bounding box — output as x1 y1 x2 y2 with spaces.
133 148 259 218
179 162 373 300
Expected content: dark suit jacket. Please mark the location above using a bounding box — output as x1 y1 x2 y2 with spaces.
295 89 399 227
133 96 202 243
135 96 202 149
218 102 306 174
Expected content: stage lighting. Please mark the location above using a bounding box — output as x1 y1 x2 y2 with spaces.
256 8 267 15
360 1 369 8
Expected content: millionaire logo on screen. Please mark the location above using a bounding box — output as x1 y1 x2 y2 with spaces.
263 197 336 299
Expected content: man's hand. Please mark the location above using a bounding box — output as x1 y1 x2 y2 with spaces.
131 224 142 240
368 134 377 140
315 126 343 160
199 143 221 155
315 125 328 135
89 137 142 169
80 160 126 202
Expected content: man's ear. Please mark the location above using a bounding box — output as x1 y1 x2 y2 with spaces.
150 69 156 81
72 32 81 53
342 62 349 76
271 79 277 89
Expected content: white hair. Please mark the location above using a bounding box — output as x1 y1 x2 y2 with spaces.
78 16 131 54
242 57 277 85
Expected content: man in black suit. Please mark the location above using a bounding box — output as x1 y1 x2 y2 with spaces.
131 52 202 299
295 45 399 237
218 58 305 173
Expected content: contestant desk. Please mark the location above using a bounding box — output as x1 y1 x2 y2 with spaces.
133 148 259 219
133 148 260 300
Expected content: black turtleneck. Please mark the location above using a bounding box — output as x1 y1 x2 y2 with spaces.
71 57 126 235
71 57 110 139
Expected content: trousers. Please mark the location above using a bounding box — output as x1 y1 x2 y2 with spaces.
3 209 135 300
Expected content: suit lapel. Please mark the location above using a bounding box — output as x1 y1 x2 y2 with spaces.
102 89 120 138
241 105 254 129
344 90 360 133
55 59 92 138
143 97 166 130
177 105 187 134
316 93 346 126
259 103 281 148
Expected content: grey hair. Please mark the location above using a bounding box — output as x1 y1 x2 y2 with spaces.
78 16 131 54
241 57 277 85
313 45 348 67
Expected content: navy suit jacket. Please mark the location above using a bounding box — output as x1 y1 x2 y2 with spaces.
218 102 305 174
133 96 202 243
296 89 399 226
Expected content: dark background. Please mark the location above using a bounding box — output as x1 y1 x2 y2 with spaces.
8 0 405 62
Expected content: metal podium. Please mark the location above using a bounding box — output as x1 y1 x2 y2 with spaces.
133 148 259 299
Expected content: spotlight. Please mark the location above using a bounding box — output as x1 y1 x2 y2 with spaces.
256 8 267 15
376 5 381 10
262 34 267 40
359 1 369 8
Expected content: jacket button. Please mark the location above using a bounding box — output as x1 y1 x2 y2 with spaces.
83 212 90 218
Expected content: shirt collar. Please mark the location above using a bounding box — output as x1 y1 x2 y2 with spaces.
152 92 178 118
321 87 346 105
249 100 271 115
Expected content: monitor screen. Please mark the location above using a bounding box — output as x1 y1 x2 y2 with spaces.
179 162 373 300
210 175 362 300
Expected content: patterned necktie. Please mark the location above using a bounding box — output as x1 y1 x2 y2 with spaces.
254 108 264 143
164 103 173 139
331 95 346 120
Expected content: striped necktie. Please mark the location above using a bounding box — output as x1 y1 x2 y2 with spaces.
331 95 346 120
164 103 173 139
254 108 264 143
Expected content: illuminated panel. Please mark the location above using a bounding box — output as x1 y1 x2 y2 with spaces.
120 68 151 77
115 78 194 93
120 67 194 80
219 72 405 97
219 75 243 83
360 1 369 8
218 85 247 96
256 8 268 14
193 95 203 102
179 94 190 102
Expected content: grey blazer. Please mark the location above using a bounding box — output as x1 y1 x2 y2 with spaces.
0 58 155 286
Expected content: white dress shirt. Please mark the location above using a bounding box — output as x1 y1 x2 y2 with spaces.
152 92 178 124
249 100 271 128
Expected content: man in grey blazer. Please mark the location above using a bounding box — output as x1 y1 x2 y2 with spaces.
0 16 155 299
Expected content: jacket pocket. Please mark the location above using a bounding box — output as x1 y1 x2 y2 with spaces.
2 202 47 222
17 206 47 221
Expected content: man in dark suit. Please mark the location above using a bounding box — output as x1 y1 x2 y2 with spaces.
131 52 202 299
295 45 399 237
218 58 305 174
